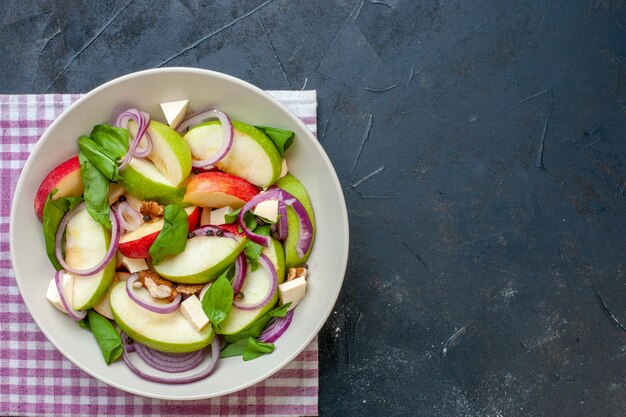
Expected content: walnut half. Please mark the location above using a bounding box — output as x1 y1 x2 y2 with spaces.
137 270 178 301
140 200 164 220
287 267 308 282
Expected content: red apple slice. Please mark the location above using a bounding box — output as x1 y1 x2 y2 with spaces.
34 156 84 221
117 206 200 259
183 172 258 209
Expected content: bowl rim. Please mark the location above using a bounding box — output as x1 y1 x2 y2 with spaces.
10 67 349 399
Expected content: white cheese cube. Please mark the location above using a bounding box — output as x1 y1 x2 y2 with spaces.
180 295 210 331
253 200 278 223
278 277 306 311
200 207 212 226
46 274 74 313
280 158 288 179
160 100 189 130
122 257 149 273
209 206 233 225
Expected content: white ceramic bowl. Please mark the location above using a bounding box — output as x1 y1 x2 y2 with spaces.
10 68 349 399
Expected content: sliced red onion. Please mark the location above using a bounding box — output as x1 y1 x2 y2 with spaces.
231 253 247 294
126 274 181 314
238 188 313 257
233 253 277 311
115 108 152 170
192 225 237 240
115 201 142 231
54 270 86 321
276 201 288 240
135 342 204 372
121 333 220 384
55 203 120 276
176 109 234 168
259 310 294 343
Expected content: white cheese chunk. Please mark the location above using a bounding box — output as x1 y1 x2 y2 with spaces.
180 295 210 331
200 207 212 226
280 158 288 179
278 277 306 311
122 257 149 273
160 100 189 130
209 206 233 225
46 274 74 313
253 200 278 223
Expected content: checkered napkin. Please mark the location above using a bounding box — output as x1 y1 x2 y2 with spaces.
0 91 319 417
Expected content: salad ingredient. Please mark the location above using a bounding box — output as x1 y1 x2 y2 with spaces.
275 201 288 240
275 174 316 268
258 309 294 343
53 270 86 320
115 201 142 231
223 303 290 343
210 206 233 225
176 284 204 296
280 158 288 179
92 274 124 319
139 200 164 219
254 126 295 156
199 208 212 226
152 232 246 284
78 125 130 182
232 253 277 311
42 191 83 270
220 337 275 361
137 270 178 301
184 121 281 188
287 266 308 281
160 100 189 130
278 277 306 311
111 281 214 353
126 274 181 314
148 204 189 265
107 182 126 204
230 253 248 294
200 273 233 329
121 257 149 273
180 295 210 331
34 156 83 221
46 274 73 313
78 151 112 228
183 172 258 209
121 333 220 384
252 200 279 223
117 205 199 259
179 110 234 168
87 310 124 365
134 342 204 372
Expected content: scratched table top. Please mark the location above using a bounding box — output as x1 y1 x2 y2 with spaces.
3 1 626 416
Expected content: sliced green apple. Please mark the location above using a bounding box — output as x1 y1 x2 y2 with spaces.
64 205 116 310
119 121 191 204
110 281 214 353
219 239 285 335
153 235 247 284
275 174 316 268
184 120 282 188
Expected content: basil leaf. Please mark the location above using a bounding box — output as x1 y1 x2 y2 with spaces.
224 208 241 224
77 317 91 331
78 151 111 229
149 204 188 264
78 125 129 181
42 189 83 270
243 338 275 361
78 136 118 181
201 273 233 329
255 126 294 156
220 338 248 358
223 302 291 343
244 225 271 272
87 310 123 365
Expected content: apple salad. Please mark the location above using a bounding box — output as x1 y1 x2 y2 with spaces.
37 101 315 383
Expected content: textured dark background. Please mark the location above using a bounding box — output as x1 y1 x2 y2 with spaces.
3 0 626 415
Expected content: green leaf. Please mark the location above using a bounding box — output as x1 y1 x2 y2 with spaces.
77 317 91 331
244 225 270 272
78 151 111 229
255 126 294 156
220 337 275 361
224 208 241 224
78 136 118 181
220 338 248 358
223 302 291 343
42 189 83 270
149 204 188 264
201 272 234 329
87 310 123 365
77 125 130 182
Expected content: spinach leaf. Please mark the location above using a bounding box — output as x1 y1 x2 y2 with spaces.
77 125 129 181
220 337 275 361
255 126 294 156
77 317 91 331
149 204 188 264
244 225 271 272
223 302 291 343
78 151 111 229
42 189 83 270
201 272 233 329
87 310 123 365
224 208 241 224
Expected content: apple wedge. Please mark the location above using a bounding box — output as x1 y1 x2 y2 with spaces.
63 205 116 310
92 272 131 319
117 206 200 259
119 121 192 205
110 281 214 353
34 156 83 221
153 234 247 284
219 239 285 335
183 172 259 208
184 120 282 189
275 174 316 268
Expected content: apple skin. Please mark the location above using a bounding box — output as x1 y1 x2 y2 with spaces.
117 206 200 259
275 174 316 269
184 172 259 208
34 156 83 221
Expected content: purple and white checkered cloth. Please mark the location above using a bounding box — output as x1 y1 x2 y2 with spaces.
0 91 319 416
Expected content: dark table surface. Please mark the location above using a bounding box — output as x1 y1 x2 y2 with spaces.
3 0 626 415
